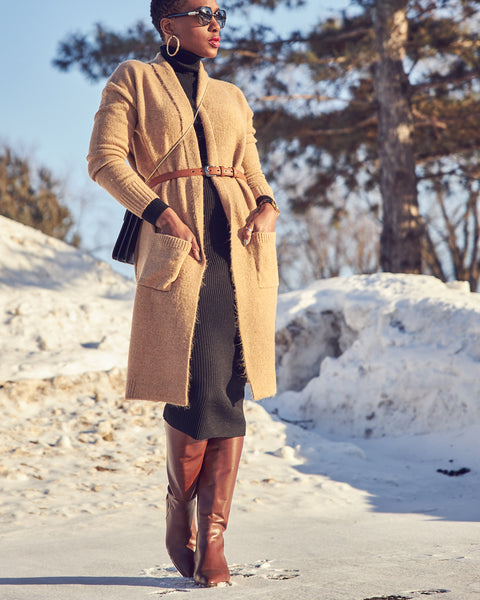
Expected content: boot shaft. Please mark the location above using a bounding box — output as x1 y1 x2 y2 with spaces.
194 435 244 587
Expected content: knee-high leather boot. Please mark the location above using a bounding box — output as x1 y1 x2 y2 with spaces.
193 435 244 587
165 422 208 577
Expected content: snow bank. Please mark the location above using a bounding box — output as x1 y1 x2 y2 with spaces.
268 274 480 438
0 216 134 381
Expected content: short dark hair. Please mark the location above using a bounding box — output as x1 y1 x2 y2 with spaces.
150 0 187 39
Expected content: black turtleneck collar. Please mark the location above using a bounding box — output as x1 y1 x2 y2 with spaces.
160 45 202 73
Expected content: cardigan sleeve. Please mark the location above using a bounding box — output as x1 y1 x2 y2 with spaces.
87 61 161 219
241 104 276 203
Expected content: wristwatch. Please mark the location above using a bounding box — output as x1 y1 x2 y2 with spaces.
257 197 280 214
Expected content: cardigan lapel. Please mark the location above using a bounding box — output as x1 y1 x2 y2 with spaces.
149 52 195 121
150 52 211 114
196 64 218 168
196 63 210 109
150 52 215 168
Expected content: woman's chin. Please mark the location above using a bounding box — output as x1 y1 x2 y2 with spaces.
206 46 219 58
199 48 219 59
184 43 219 59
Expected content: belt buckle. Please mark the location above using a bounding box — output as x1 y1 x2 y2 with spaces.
204 165 216 177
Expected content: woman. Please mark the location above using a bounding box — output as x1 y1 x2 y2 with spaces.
88 0 279 587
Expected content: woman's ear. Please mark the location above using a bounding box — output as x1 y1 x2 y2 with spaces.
160 17 175 37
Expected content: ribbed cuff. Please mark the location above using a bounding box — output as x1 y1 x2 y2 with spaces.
142 198 170 225
256 195 274 206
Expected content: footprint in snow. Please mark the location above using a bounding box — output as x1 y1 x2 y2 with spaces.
230 559 300 581
141 560 299 594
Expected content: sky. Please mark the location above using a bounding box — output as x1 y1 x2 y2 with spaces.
0 0 349 275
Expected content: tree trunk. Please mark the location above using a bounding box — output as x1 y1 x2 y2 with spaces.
373 0 423 273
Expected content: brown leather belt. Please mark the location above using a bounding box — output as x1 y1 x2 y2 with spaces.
148 165 247 188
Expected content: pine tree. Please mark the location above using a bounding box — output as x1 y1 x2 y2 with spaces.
0 146 80 246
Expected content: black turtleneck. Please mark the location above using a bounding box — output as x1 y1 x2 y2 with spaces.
161 45 202 70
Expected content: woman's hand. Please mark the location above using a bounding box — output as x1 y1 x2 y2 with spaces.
155 208 201 262
242 202 278 246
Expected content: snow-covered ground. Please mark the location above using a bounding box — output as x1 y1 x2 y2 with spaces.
1 215 479 600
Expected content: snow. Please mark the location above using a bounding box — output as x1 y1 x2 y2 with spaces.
270 274 480 437
0 216 134 381
1 214 479 600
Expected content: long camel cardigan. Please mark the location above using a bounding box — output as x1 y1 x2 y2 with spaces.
87 52 278 405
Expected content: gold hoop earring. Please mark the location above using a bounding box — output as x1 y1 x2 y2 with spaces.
166 34 180 57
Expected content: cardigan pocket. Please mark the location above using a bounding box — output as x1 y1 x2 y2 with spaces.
250 232 279 289
136 232 191 292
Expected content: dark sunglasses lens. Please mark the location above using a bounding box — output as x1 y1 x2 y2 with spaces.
196 7 213 25
216 9 226 28
196 6 226 28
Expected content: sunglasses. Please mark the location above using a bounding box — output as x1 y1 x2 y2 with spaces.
165 6 227 29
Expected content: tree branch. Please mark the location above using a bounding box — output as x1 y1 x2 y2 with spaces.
306 115 378 137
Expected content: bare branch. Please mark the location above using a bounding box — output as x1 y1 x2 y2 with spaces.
305 115 378 137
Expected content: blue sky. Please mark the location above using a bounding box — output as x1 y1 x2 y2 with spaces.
1 1 347 274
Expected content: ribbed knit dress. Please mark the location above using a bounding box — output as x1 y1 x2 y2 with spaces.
161 46 247 441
